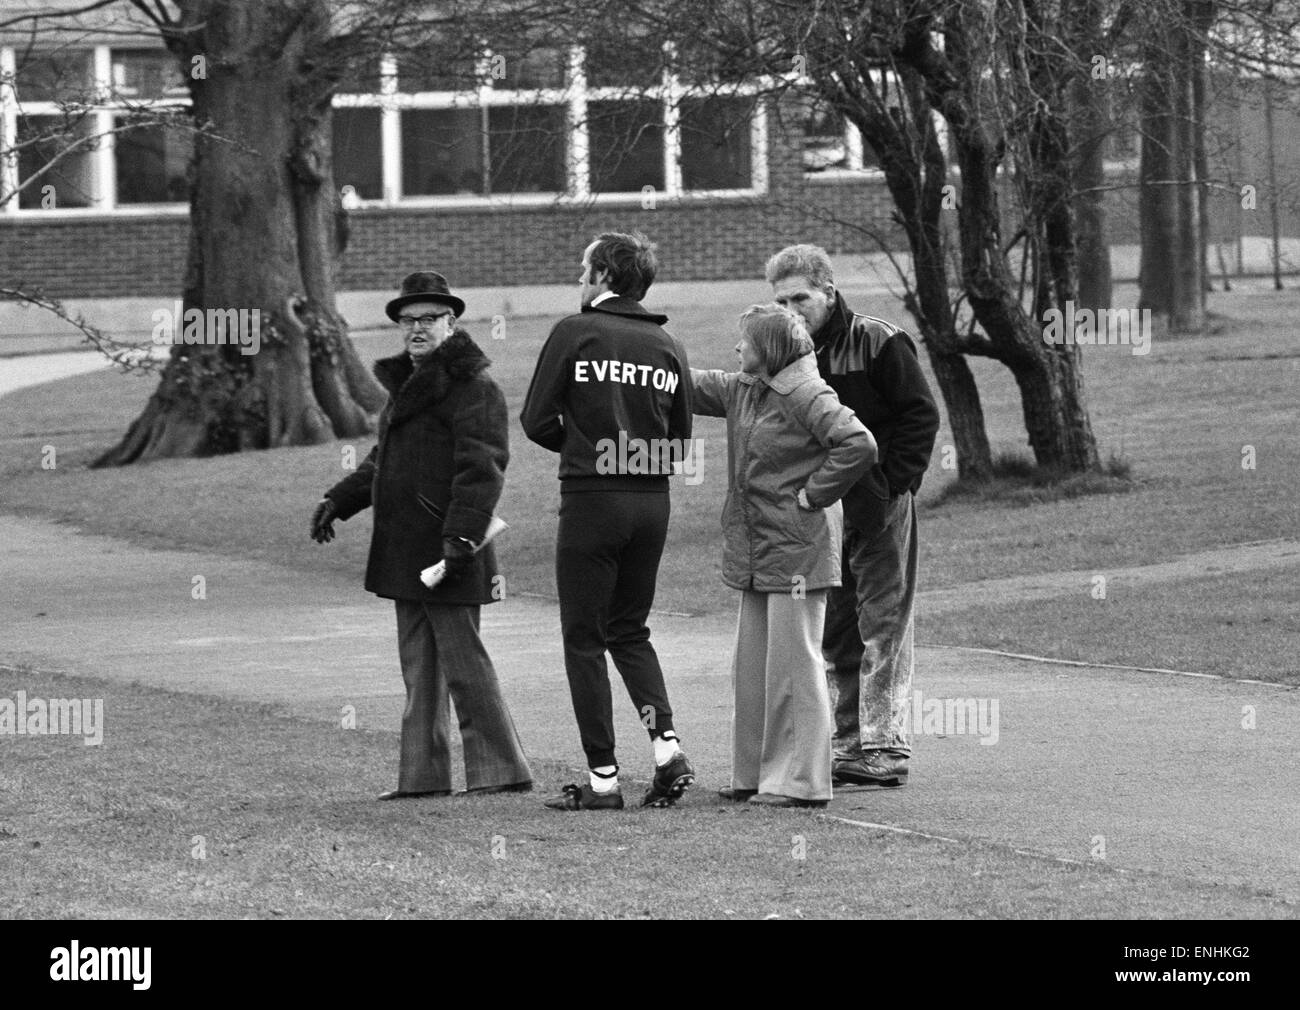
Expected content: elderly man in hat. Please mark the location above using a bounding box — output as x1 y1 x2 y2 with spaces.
310 271 532 799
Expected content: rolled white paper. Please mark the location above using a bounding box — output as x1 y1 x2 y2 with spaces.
419 516 509 588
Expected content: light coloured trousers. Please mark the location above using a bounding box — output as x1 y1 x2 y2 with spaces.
730 589 833 802
394 599 532 793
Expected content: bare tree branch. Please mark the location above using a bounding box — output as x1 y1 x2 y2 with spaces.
0 285 162 373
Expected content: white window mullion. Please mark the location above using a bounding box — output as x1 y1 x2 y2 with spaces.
93 45 115 210
750 94 768 194
845 119 864 171
1 47 17 211
477 52 492 195
381 108 400 203
662 44 681 197
567 46 588 199
380 53 401 203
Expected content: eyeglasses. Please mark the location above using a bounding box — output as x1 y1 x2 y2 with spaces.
398 312 453 330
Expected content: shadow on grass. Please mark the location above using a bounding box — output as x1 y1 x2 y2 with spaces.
927 452 1136 509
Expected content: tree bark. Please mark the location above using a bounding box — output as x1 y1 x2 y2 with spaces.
1173 20 1206 331
832 66 995 482
1137 0 1214 333
1138 61 1178 321
956 129 1098 472
915 7 1100 473
1070 0 1113 315
95 0 382 466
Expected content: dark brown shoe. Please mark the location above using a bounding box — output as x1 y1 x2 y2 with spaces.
718 786 757 802
641 750 695 807
832 750 909 788
544 783 624 811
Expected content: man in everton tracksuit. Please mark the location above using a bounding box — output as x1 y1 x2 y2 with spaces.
521 231 695 811
768 244 940 789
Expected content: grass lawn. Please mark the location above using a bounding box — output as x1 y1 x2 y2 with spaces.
920 567 1300 683
2 666 1289 919
1 282 1297 676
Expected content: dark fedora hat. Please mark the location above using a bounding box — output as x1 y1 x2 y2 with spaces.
385 271 466 321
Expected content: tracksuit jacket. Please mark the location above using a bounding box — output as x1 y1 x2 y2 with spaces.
520 296 693 488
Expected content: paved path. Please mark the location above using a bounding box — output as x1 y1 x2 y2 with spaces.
2 513 1297 904
0 351 111 397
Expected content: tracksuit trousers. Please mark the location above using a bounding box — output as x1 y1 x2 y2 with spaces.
555 489 676 769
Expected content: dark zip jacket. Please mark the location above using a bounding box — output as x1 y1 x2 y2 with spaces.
813 292 940 528
520 295 693 491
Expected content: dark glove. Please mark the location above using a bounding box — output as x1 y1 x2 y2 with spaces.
310 498 337 543
441 536 475 580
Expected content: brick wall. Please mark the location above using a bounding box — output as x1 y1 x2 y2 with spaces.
0 216 189 299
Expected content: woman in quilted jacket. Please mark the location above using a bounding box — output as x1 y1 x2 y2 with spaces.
690 304 876 807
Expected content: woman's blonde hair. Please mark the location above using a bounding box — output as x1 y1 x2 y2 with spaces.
739 303 814 375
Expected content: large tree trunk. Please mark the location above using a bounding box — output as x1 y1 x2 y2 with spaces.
1022 1 1102 473
1138 65 1178 322
1070 0 1113 315
905 68 993 483
925 349 990 479
921 10 1100 474
836 67 995 482
95 0 382 466
1194 56 1212 291
1137 0 1214 334
957 134 1099 472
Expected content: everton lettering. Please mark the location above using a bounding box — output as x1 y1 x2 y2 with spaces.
573 359 680 393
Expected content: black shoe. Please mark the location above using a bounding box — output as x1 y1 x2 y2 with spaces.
377 789 451 801
718 786 757 802
458 781 533 796
641 750 695 807
543 783 624 811
832 751 909 788
747 793 828 809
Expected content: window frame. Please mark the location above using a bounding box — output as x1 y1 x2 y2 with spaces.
1 41 770 218
1 43 191 216
793 67 958 183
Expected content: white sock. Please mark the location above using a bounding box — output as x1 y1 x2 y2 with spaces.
653 734 681 767
590 765 618 793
